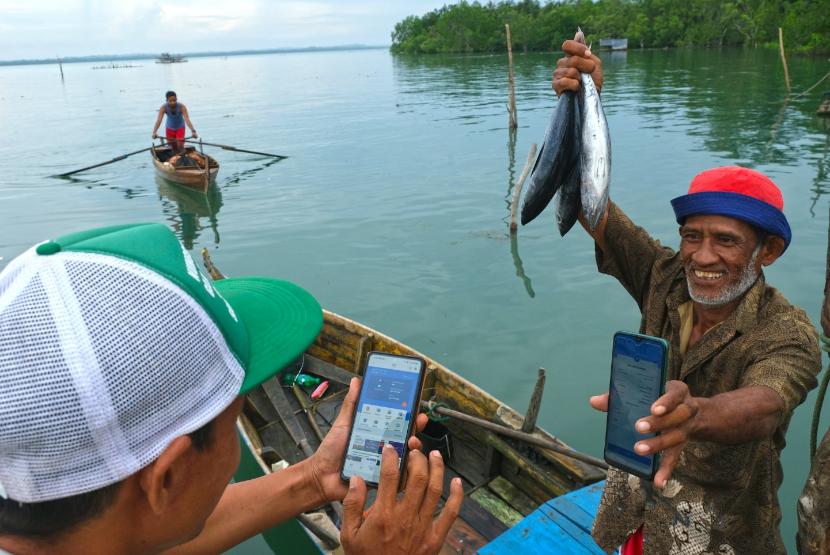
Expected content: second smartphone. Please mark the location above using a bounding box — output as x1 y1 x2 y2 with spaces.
604 331 669 480
340 351 427 487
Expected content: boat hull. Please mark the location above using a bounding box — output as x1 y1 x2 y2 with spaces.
151 145 219 193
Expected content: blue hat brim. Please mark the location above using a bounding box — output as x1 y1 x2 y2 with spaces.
670 191 791 251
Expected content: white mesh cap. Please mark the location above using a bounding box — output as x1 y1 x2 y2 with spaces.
0 247 244 503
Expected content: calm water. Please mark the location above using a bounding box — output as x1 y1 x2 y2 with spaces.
2 47 829 552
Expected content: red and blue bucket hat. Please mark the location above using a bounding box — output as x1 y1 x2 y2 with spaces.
670 166 792 251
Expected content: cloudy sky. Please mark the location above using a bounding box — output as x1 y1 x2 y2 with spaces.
1 0 448 60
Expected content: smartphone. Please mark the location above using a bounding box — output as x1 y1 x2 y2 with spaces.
604 331 669 480
340 352 427 487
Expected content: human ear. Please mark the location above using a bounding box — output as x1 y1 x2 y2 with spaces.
138 436 193 515
760 236 786 266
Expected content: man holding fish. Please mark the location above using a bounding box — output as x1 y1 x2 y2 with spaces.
543 38 821 554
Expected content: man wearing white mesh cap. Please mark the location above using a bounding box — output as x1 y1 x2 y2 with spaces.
0 223 463 555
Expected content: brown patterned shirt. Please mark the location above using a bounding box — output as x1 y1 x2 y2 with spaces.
591 203 821 554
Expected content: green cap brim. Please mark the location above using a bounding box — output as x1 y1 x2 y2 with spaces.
213 277 323 393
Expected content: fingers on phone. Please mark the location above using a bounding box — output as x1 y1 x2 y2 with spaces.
401 449 430 513
341 476 368 539
375 444 401 508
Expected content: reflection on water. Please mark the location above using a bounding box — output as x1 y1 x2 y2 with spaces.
222 156 285 188
156 176 223 248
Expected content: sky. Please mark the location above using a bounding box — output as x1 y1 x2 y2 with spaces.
0 0 448 60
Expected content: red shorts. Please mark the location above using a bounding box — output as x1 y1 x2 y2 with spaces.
166 128 185 140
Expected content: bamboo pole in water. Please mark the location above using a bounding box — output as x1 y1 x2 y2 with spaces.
778 27 791 93
509 143 537 233
57 56 64 82
506 24 518 129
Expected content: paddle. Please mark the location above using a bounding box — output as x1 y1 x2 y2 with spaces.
184 139 287 159
54 146 151 177
54 136 196 177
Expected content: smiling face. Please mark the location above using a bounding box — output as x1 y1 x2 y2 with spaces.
167 95 178 110
679 214 768 306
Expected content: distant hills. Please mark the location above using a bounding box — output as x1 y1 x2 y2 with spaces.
0 44 386 67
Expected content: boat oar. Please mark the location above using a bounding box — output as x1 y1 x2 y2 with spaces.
54 146 151 177
185 139 287 159
421 401 609 470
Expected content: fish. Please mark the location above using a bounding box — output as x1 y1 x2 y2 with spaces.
520 91 578 226
577 32 611 231
555 89 582 236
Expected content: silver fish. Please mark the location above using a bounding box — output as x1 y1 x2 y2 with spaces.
579 70 611 231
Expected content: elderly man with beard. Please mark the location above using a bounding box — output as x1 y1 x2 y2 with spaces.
554 41 821 555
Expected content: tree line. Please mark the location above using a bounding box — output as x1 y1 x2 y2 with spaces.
390 0 829 55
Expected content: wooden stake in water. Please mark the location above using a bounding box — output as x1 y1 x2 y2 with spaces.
505 24 518 129
57 56 64 82
778 27 791 93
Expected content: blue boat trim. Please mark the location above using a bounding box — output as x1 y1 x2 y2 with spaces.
480 480 618 554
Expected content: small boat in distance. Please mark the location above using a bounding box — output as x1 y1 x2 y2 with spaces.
156 52 188 64
151 143 218 193
599 38 628 51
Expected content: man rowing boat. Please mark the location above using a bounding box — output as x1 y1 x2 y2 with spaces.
554 40 820 554
152 91 197 154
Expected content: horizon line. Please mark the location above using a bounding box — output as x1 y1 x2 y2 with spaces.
0 44 391 66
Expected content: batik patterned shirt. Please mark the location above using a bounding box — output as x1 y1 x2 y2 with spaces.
591 203 820 554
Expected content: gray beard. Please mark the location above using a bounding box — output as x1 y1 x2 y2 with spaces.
686 246 761 306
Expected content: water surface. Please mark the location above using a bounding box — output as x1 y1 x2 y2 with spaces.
1 47 829 552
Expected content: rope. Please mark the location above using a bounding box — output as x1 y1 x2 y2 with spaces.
424 401 451 423
810 335 830 459
791 69 830 100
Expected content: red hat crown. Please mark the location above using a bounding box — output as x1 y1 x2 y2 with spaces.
688 166 783 211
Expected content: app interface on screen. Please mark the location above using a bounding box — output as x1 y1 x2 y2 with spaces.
606 336 663 474
343 354 421 483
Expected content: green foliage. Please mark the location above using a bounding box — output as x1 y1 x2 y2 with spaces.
389 0 829 55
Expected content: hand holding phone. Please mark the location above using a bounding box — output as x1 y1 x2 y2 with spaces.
341 444 463 554
603 332 668 480
340 352 427 487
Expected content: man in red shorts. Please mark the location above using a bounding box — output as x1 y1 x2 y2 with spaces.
152 90 197 154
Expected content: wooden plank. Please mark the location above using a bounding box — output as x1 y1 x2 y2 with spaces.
546 495 595 533
470 488 523 527
484 432 572 498
303 354 355 385
440 518 489 555
260 381 314 458
477 507 588 555
499 457 556 505
536 503 606 555
553 480 605 519
455 492 508 542
488 475 537 516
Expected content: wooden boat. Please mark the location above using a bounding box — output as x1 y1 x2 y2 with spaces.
205 253 607 553
151 144 219 193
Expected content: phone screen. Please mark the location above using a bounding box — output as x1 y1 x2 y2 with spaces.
341 353 424 485
605 333 667 478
